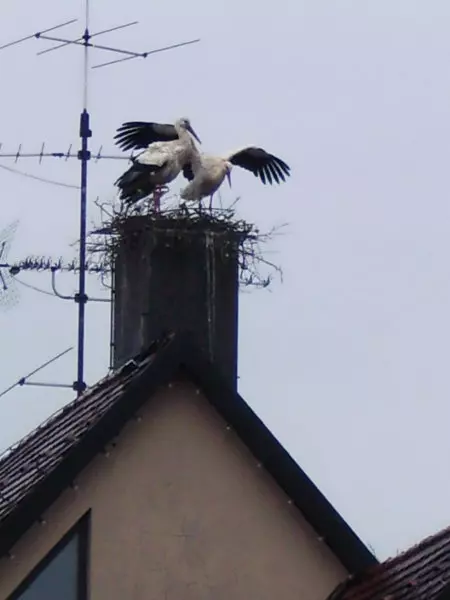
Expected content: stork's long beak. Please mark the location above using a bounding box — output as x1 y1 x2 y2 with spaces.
187 125 202 144
226 169 232 188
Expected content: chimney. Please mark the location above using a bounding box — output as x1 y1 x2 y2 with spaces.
111 215 244 391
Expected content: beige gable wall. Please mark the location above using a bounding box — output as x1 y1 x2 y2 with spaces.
0 381 347 600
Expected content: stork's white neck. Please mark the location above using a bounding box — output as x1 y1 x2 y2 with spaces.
174 123 189 140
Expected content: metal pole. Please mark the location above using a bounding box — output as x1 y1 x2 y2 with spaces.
74 7 91 396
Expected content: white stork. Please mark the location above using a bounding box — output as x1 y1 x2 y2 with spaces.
179 146 291 208
114 117 201 208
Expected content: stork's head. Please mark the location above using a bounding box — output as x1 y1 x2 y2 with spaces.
224 161 233 188
175 117 202 144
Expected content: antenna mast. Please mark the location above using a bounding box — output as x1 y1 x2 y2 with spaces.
0 5 201 397
75 0 92 395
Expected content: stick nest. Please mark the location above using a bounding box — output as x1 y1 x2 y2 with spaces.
87 191 285 289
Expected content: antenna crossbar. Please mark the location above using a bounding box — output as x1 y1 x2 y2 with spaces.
92 38 201 69
36 33 201 70
20 381 74 389
0 19 77 51
0 149 131 160
0 347 74 400
0 259 109 274
38 33 144 58
37 20 139 55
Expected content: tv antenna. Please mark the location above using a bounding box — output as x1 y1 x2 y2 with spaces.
0 220 20 310
0 3 200 396
0 216 113 310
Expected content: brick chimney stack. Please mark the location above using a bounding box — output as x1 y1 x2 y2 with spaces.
111 215 243 391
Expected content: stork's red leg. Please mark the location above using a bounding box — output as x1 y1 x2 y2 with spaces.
153 186 162 212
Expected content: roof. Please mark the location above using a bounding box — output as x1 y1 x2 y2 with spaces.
0 331 377 573
330 526 450 600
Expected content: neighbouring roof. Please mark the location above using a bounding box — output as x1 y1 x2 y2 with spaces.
0 332 376 573
330 526 450 600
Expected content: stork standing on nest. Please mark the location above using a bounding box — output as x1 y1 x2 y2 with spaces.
114 117 201 211
180 146 291 210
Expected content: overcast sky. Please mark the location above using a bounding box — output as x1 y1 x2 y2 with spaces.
1 0 450 561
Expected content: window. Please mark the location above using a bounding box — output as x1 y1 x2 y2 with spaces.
8 512 89 600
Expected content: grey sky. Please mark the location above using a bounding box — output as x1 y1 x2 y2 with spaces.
1 0 450 561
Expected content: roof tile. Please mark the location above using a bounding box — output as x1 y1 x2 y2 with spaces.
336 527 450 600
0 350 157 525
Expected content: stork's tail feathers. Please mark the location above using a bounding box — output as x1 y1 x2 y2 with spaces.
119 187 156 205
115 162 157 205
114 159 158 187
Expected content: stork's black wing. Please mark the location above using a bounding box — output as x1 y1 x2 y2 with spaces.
114 121 178 152
228 147 291 185
182 162 195 181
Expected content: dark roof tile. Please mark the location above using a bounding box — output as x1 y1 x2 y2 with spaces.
335 527 450 600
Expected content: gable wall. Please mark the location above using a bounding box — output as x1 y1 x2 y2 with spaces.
0 381 347 600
